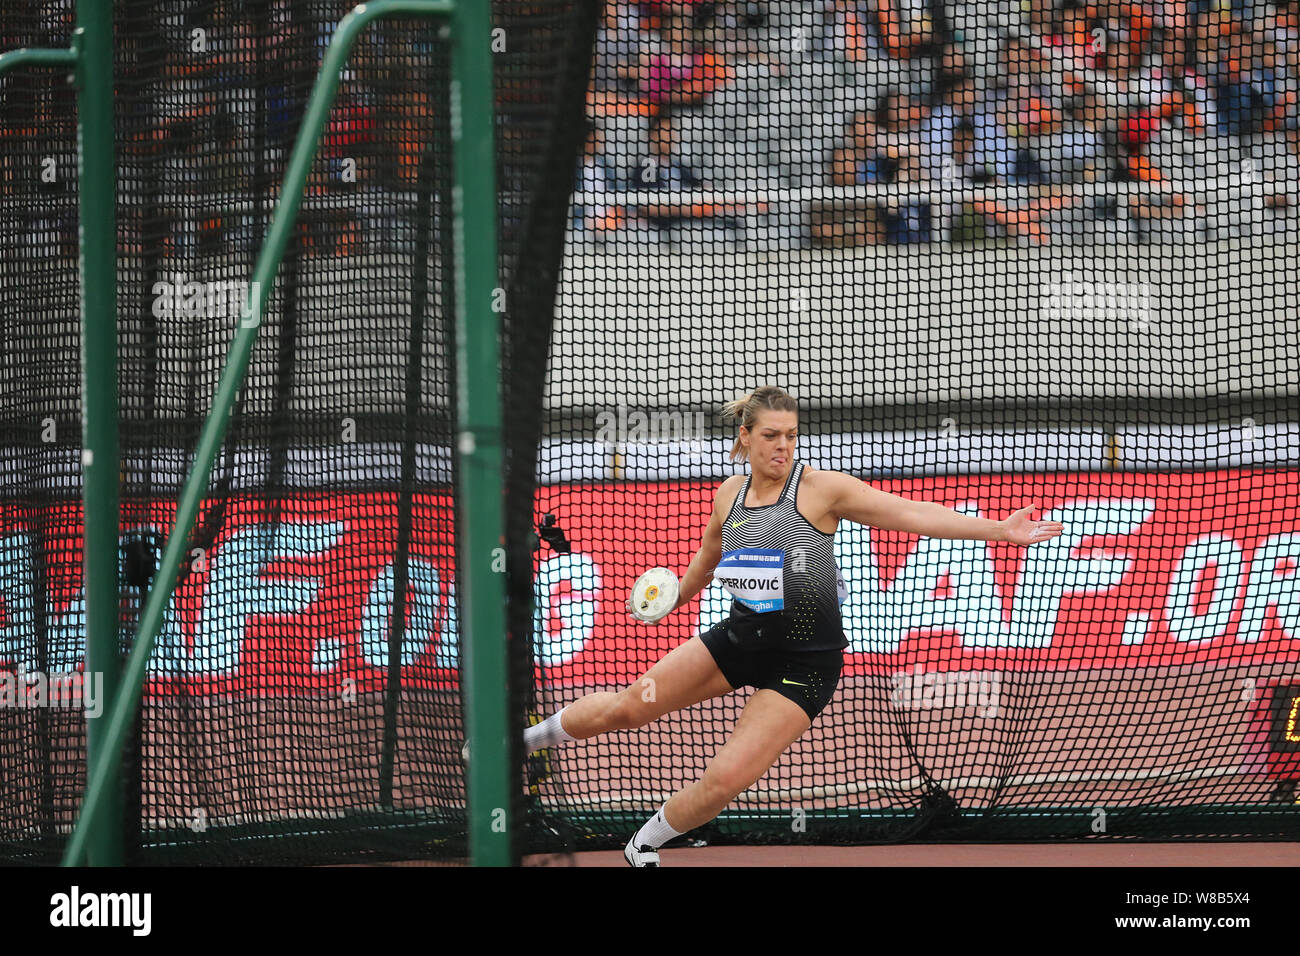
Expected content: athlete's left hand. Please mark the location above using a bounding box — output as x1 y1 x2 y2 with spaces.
1001 504 1065 546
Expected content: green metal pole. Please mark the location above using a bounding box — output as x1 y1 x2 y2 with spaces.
450 0 511 866
62 0 457 867
0 47 78 77
74 1 123 868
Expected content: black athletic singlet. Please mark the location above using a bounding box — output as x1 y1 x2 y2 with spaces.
716 461 849 652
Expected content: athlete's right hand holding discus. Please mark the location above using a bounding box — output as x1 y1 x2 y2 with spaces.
514 386 1066 866
627 567 679 623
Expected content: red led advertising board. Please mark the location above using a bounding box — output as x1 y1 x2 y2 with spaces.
2 470 1298 698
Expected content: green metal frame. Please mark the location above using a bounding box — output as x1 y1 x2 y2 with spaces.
43 0 511 866
74 0 126 870
0 5 123 867
0 47 78 75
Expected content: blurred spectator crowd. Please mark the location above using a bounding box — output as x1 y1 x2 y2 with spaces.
2 0 439 259
574 0 1300 246
6 0 1300 256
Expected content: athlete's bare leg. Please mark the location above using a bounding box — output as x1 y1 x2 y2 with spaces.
559 636 734 738
660 688 810 832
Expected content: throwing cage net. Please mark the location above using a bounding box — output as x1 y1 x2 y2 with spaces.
2 0 1298 864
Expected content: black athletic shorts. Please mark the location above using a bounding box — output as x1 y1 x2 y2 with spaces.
699 618 843 722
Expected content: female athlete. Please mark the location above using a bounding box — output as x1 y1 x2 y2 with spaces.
519 386 1065 866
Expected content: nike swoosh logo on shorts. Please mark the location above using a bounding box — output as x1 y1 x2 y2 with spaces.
781 678 808 687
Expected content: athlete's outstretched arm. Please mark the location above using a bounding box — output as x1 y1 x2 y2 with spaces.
825 472 1065 545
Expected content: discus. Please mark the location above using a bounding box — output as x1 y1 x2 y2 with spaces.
628 566 679 623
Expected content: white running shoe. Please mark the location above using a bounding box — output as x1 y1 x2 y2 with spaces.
623 834 661 867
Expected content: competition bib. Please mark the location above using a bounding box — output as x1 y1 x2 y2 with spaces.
715 548 785 612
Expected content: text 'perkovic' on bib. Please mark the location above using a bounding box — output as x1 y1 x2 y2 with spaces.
715 548 785 612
